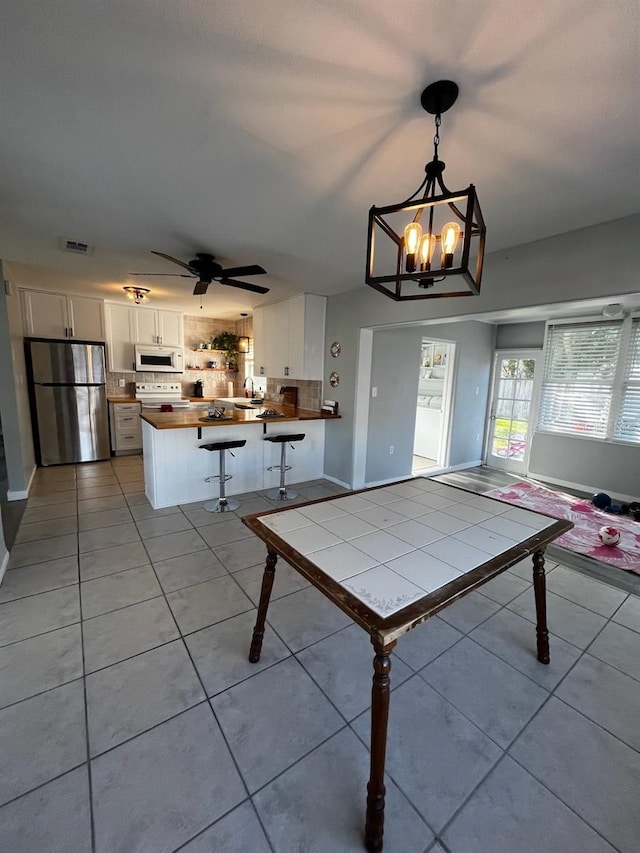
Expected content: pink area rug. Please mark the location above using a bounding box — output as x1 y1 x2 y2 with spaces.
484 481 640 575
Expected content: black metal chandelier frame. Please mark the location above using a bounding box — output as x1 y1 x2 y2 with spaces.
365 80 486 301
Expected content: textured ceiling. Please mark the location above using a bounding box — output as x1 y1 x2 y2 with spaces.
0 0 637 318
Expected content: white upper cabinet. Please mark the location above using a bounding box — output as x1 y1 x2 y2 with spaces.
264 301 289 378
252 294 326 380
105 303 136 372
156 310 183 347
105 303 184 372
21 290 104 341
252 307 266 376
286 293 325 380
131 308 183 347
66 295 105 340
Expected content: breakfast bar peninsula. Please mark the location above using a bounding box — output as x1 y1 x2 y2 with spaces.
140 403 340 508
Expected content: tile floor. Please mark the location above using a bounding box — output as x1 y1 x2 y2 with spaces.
0 457 639 852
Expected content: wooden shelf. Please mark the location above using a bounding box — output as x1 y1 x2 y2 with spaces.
186 367 237 372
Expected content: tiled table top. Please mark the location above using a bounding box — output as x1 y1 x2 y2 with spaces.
244 477 572 644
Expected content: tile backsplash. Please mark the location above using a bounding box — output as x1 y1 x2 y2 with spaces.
106 313 322 409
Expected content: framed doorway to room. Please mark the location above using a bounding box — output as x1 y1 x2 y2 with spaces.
485 350 541 475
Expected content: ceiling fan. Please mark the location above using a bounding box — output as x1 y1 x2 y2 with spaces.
130 251 269 296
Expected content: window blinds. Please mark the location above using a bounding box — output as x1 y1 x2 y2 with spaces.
615 318 640 442
538 321 623 438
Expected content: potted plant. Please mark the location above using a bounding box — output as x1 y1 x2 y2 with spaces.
211 331 239 370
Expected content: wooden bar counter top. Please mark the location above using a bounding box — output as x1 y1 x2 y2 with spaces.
140 404 340 430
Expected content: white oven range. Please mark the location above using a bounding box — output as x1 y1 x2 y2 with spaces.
135 382 190 410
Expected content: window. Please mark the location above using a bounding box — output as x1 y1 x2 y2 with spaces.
538 317 640 444
616 318 640 442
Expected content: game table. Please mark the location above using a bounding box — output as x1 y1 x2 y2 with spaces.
242 477 572 851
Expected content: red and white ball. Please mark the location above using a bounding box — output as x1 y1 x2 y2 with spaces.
598 526 621 547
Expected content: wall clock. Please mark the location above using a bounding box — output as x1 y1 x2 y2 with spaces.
330 341 341 358
329 371 340 387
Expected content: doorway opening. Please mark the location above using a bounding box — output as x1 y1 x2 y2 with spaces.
412 339 454 474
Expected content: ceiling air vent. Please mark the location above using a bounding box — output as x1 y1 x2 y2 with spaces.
61 238 93 255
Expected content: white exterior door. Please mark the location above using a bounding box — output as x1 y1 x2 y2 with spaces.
486 350 540 474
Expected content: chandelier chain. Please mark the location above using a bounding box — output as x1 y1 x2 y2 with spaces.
433 113 441 158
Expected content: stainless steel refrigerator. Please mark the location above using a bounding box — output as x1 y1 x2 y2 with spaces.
27 339 110 466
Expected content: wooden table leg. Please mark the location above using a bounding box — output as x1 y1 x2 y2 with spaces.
532 549 550 664
365 637 396 853
249 549 277 663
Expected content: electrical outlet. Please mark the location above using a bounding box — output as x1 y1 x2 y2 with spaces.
119 379 126 387
475 386 479 395
372 387 377 397
310 439 316 450
475 433 480 441
389 445 394 455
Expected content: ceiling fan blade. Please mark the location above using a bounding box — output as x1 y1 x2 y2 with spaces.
218 278 270 295
220 264 267 278
193 280 209 296
129 272 193 277
151 251 194 272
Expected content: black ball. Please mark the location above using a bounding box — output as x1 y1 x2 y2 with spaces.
592 492 612 510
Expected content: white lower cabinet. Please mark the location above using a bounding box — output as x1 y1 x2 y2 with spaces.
109 402 142 454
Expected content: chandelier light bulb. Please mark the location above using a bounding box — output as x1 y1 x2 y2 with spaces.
419 233 436 271
404 222 423 272
441 222 461 268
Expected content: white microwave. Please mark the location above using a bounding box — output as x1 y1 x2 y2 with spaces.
134 344 184 373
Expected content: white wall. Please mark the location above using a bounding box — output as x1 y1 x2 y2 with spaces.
324 216 639 487
364 322 495 484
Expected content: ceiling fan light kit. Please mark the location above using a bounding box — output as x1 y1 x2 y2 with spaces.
366 80 486 301
123 286 150 304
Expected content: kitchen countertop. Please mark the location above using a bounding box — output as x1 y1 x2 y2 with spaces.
140 403 340 430
107 396 262 404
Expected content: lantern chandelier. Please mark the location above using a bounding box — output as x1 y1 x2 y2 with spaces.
123 286 150 304
366 80 486 301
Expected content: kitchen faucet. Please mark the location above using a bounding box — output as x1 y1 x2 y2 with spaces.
243 377 254 397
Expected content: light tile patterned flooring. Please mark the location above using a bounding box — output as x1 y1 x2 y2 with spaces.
0 457 639 852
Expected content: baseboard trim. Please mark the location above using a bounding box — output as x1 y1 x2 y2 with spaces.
6 464 37 501
0 549 9 586
526 470 637 505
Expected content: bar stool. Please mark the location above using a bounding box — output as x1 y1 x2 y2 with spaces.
200 439 247 512
264 433 305 501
